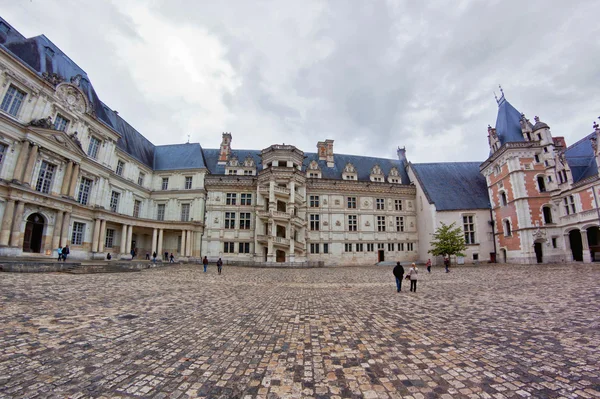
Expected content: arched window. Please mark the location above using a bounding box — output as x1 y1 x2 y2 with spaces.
543 206 553 224
504 219 512 236
537 176 546 193
500 192 507 206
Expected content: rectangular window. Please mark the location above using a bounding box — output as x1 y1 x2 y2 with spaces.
356 243 364 252
238 242 250 253
157 204 165 221
348 215 357 231
35 161 56 194
377 216 386 232
344 243 352 252
347 196 357 209
552 237 557 248
110 191 120 213
185 176 192 189
138 172 145 186
181 203 190 221
309 195 320 208
463 215 475 244
388 243 394 251
116 160 124 176
376 198 385 210
241 193 253 206
228 169 236 175
87 136 100 159
224 242 235 253
225 212 236 229
473 253 479 260
0 85 26 116
367 243 374 252
564 196 576 215
396 216 404 232
310 243 319 254
323 243 329 254
105 228 114 248
161 177 169 190
534 154 540 163
244 170 253 176
53 114 69 132
77 177 92 205
239 212 251 229
0 143 6 164
395 199 403 211
407 243 414 251
310 214 320 231
398 242 405 251
226 193 237 205
71 222 85 245
133 200 141 218
378 243 384 249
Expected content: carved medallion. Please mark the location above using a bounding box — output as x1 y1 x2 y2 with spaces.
335 220 341 226
56 83 87 114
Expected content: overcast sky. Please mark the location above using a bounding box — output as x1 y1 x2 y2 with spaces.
2 0 600 163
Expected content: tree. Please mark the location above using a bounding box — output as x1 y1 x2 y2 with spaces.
428 222 467 259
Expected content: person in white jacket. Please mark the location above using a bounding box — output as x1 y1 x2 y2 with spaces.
408 263 418 292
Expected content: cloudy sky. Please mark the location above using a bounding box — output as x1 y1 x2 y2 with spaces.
2 0 600 163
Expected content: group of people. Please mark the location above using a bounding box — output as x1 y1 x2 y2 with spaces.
392 258 450 292
202 256 223 274
55 245 70 261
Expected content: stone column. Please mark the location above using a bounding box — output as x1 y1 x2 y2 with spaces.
120 224 127 255
60 212 71 246
51 211 63 250
92 218 101 252
181 229 186 256
564 233 573 262
61 161 73 195
68 164 80 197
152 228 158 254
157 229 164 260
98 219 106 252
0 200 15 246
581 230 592 263
187 230 193 256
126 225 133 254
9 201 25 247
22 144 39 186
289 180 295 205
12 141 30 182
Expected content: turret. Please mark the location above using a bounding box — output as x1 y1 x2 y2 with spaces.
218 132 232 165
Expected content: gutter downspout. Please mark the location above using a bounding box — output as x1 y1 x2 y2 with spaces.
490 206 497 263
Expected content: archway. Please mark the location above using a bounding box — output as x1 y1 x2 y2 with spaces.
586 226 600 261
500 248 507 263
275 250 286 263
569 230 583 262
23 213 45 253
534 242 543 263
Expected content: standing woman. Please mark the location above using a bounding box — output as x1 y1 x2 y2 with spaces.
408 263 419 292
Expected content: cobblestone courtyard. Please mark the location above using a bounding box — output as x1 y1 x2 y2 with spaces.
1 263 599 399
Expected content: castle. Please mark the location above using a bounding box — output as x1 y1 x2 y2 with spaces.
0 16 596 265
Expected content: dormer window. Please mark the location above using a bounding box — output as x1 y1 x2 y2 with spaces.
54 114 69 132
44 46 55 57
307 160 321 178
370 164 385 182
388 167 401 184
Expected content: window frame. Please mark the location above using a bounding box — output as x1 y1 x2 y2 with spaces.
226 193 237 206
138 172 145 186
463 215 475 244
240 193 252 206
105 228 115 248
109 191 120 213
87 136 100 159
394 199 403 211
377 215 386 232
35 160 56 194
239 212 251 229
180 203 190 222
225 212 236 229
77 177 93 205
347 196 357 209
396 216 404 232
184 176 193 190
133 199 142 218
309 214 320 231
0 84 26 117
156 204 166 221
376 198 385 210
161 177 169 190
309 195 320 208
348 214 357 231
71 221 85 246
116 160 125 176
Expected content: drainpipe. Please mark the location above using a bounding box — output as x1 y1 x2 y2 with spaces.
489 205 497 263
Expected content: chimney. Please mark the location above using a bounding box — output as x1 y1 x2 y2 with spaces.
218 132 232 165
397 146 407 162
317 139 334 167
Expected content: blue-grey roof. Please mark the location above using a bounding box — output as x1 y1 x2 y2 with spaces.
411 162 490 211
495 96 524 145
201 149 263 175
303 152 410 183
564 132 598 183
153 143 206 170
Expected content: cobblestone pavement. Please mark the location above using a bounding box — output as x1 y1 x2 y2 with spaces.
1 263 599 399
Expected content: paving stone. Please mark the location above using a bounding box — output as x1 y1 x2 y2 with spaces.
0 263 598 398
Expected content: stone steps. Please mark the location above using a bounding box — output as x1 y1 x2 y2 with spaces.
63 264 141 274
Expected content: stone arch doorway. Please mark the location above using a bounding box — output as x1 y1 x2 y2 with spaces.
586 226 600 261
534 241 543 263
500 248 507 263
569 230 583 262
23 213 45 253
275 250 286 263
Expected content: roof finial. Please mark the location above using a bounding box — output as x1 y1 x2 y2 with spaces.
499 84 504 97
494 91 499 104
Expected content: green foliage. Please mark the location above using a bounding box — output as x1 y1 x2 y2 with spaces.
428 222 467 258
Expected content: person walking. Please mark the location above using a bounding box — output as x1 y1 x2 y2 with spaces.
444 257 450 273
169 253 175 263
62 245 70 261
56 246 62 262
426 258 432 273
393 262 405 292
408 263 419 292
217 258 223 275
152 251 157 263
202 256 208 273
164 251 169 261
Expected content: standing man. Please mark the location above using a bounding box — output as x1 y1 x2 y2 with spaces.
152 251 157 263
393 262 405 292
217 258 223 275
444 257 450 273
203 256 209 273
408 263 419 292
62 245 70 261
164 251 169 261
426 259 432 273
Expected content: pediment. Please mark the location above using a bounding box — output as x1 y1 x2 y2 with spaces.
29 127 87 157
55 83 89 115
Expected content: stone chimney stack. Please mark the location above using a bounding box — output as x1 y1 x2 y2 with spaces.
397 146 407 162
218 132 232 165
317 139 334 167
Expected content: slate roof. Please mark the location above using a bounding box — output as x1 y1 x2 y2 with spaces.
564 132 598 183
302 153 410 183
154 143 206 171
410 162 490 211
495 96 524 145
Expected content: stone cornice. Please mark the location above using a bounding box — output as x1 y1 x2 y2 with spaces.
307 179 416 195
480 141 538 172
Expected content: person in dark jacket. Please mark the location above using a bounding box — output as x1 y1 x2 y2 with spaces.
202 256 208 272
444 257 450 273
393 262 405 292
217 258 223 275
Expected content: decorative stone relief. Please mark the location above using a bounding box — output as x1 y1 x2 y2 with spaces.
389 167 400 177
323 221 329 226
365 221 370 226
308 160 320 170
344 162 356 173
410 222 414 228
215 196 221 202
214 217 219 224
323 199 328 205
363 200 369 207
228 156 239 167
243 155 255 167
335 220 341 226
334 199 340 205
42 72 65 86
56 83 87 114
